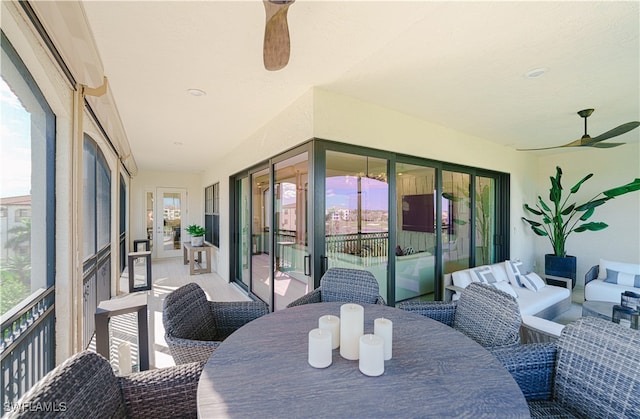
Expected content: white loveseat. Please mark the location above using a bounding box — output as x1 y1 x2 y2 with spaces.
444 261 572 320
584 259 640 303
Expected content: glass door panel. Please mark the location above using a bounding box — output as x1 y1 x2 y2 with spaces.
324 151 389 298
395 163 437 302
251 168 271 305
273 153 310 310
145 191 154 252
475 176 496 265
442 171 471 273
236 177 250 288
155 188 186 258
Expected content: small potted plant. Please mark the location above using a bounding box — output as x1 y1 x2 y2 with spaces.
185 224 206 247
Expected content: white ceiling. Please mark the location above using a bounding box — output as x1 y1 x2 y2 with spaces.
80 1 640 173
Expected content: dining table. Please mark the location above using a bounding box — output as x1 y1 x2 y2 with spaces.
197 302 529 418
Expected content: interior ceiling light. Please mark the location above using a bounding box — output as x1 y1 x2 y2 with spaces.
525 67 547 79
187 88 206 97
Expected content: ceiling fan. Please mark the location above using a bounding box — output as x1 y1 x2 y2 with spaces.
263 0 295 71
518 109 640 151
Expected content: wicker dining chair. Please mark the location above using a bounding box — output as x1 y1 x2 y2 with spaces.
163 282 269 364
5 350 203 419
397 282 522 348
286 268 386 308
491 316 640 418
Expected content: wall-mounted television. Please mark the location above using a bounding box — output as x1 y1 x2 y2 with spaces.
401 194 435 233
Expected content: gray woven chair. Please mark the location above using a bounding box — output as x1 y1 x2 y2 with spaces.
491 316 640 418
6 350 203 419
163 282 269 364
286 267 386 308
397 282 521 348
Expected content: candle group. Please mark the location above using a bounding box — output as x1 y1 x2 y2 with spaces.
340 304 364 360
308 328 332 368
319 315 340 349
308 305 393 377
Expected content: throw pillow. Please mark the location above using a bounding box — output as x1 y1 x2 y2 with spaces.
491 281 518 298
472 266 496 284
598 258 640 279
604 268 640 288
521 272 546 292
505 260 525 288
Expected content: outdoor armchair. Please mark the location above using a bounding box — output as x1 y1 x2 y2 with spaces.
491 316 640 418
163 282 268 364
397 282 521 348
287 267 386 307
5 350 203 419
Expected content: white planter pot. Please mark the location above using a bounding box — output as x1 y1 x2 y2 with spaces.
191 236 204 247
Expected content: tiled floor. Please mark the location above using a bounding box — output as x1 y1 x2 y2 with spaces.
93 258 586 374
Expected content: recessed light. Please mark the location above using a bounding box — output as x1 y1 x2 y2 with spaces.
525 67 547 79
187 88 206 97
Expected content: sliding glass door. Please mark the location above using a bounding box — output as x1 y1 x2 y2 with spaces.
273 152 310 310
250 168 271 304
395 163 437 301
324 151 389 298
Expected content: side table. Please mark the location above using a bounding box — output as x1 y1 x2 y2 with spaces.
95 293 149 371
183 242 212 275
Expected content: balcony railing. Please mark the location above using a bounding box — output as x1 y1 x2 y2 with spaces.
1 287 55 416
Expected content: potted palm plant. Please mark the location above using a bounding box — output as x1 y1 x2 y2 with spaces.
522 166 640 287
185 224 206 247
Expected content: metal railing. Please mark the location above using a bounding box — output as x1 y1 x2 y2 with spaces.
326 232 389 266
1 287 55 416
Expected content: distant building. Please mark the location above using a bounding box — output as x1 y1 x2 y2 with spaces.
0 195 32 262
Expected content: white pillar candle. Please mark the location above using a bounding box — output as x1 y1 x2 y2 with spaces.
319 315 340 349
358 334 385 377
118 342 132 376
340 304 364 360
308 328 332 368
374 317 393 360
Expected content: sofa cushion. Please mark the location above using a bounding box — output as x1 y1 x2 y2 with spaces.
603 268 640 288
598 259 640 279
521 272 546 292
452 269 474 289
585 278 639 303
517 285 570 317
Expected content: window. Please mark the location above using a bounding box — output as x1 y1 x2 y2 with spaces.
205 183 220 247
0 31 55 315
81 135 111 346
1 29 56 413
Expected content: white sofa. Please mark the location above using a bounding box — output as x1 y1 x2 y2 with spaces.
444 261 572 320
584 259 640 303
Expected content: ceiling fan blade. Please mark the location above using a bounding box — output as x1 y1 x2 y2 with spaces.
590 142 626 148
263 0 294 71
586 121 640 144
517 144 568 151
517 137 585 151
